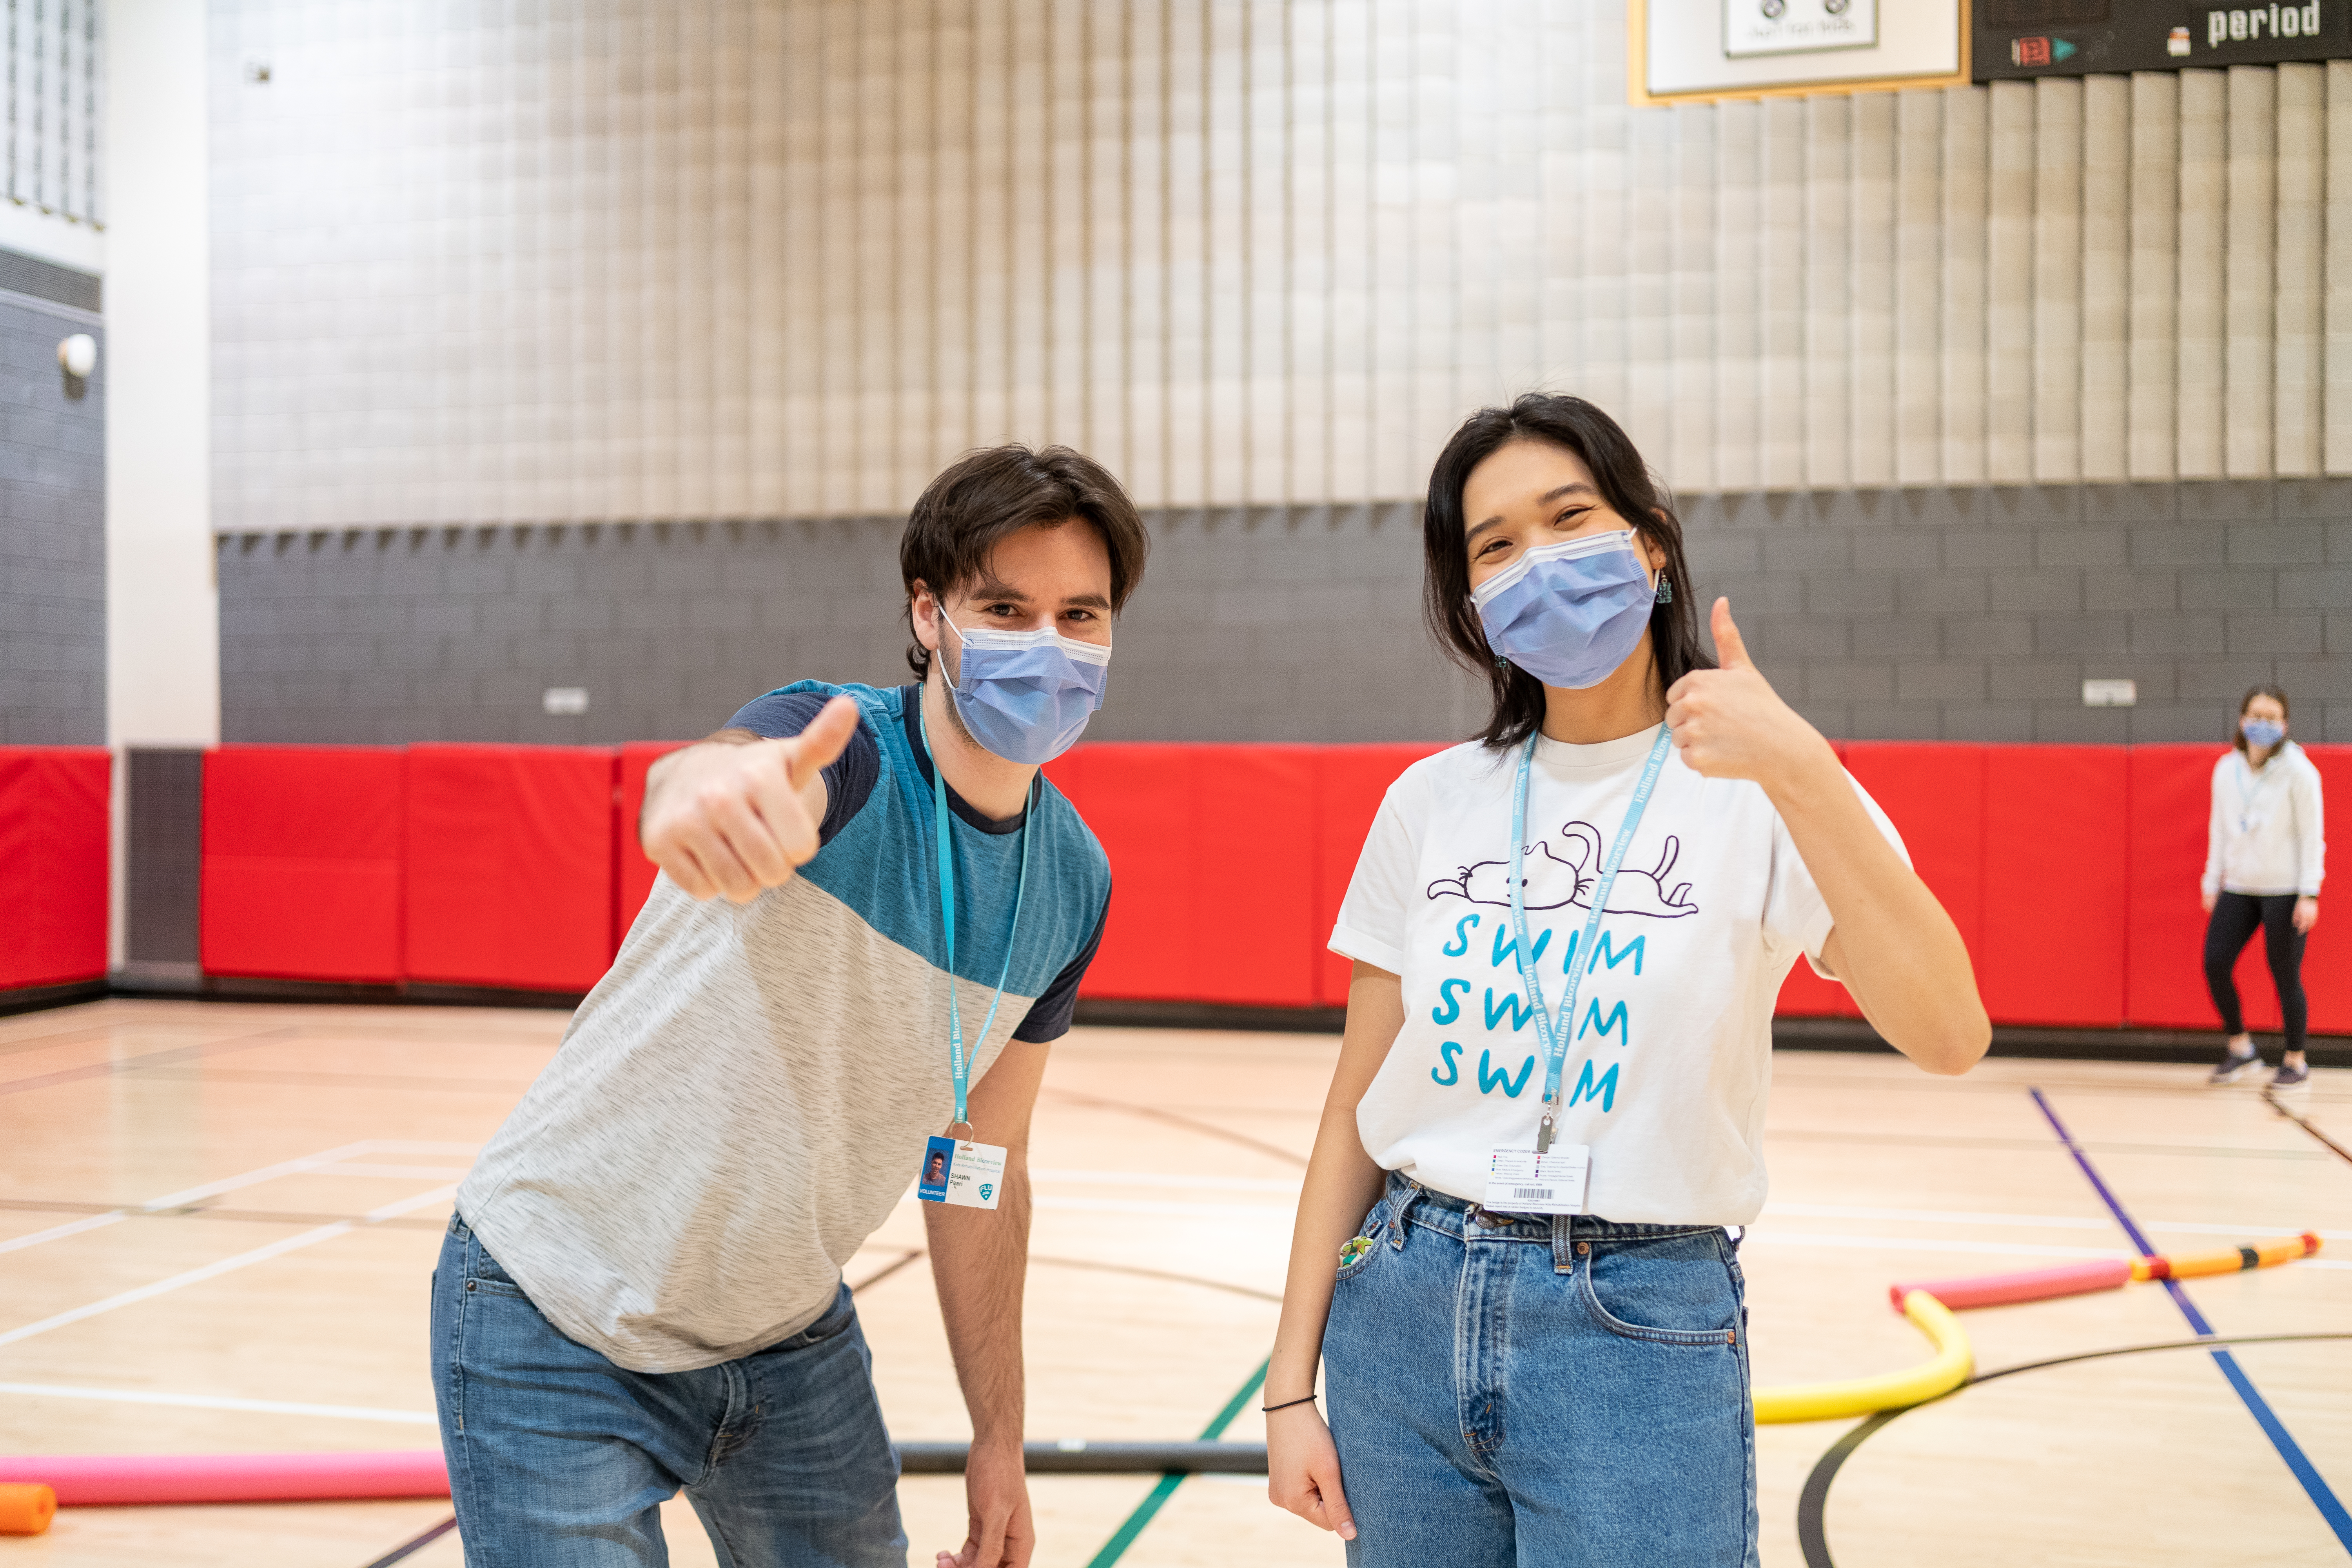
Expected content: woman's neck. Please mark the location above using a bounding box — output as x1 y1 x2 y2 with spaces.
1539 634 1667 745
2247 742 2278 770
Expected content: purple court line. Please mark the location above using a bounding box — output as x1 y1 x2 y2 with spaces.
2030 1087 2352 1555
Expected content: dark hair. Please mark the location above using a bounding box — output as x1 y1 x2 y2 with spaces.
2233 683 2290 753
1422 394 1713 750
900 445 1149 679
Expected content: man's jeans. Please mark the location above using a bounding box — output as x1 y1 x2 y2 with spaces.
430 1216 907 1567
1323 1173 1760 1568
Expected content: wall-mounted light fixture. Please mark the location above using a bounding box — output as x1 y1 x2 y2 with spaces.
57 333 96 379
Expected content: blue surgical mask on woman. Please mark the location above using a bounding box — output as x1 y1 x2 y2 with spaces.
942 619 1111 764
1471 528 1658 690
2241 715 2286 749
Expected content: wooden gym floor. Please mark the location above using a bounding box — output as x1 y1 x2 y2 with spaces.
2 1000 2348 1566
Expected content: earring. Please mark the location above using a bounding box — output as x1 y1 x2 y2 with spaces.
1655 575 1673 605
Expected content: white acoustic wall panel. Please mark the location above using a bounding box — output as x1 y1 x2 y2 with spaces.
2273 63 2322 478
2080 74 2129 485
207 2 2352 529
2328 63 2352 474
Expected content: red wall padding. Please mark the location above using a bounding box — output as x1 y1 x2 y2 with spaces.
1980 746 2129 1027
0 747 109 989
2126 745 2227 1030
1049 743 1436 1007
616 742 693 945
405 746 619 993
202 748 405 982
136 736 2351 1034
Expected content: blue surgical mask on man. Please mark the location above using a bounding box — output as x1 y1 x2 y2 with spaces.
942 619 1112 764
1472 528 1657 691
2241 716 2286 749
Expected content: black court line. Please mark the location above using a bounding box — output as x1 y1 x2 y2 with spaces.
2032 1087 2352 1553
2266 1086 2352 1168
1797 1331 2352 1568
0 1026 301 1096
360 1513 458 1568
1030 1253 1284 1304
1039 1086 1309 1167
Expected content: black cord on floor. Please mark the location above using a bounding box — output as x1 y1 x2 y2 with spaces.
359 1514 458 1568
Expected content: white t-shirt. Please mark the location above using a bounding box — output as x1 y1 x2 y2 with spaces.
1330 724 1907 1227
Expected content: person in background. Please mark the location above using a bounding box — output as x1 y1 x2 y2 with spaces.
2205 684 2325 1090
1263 394 1988 1567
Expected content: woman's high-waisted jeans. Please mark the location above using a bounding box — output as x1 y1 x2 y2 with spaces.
1322 1172 1759 1568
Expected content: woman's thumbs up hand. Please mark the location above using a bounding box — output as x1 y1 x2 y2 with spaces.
1664 598 1840 793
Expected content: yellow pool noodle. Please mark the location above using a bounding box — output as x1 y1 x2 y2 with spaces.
1753 1289 1974 1425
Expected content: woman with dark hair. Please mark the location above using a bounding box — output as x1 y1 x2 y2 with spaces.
1263 395 1988 1566
2204 684 2325 1089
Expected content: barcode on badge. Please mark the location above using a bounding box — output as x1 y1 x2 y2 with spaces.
1511 1187 1554 1201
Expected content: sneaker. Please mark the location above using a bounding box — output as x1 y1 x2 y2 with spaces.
2209 1048 2260 1085
2269 1060 2310 1089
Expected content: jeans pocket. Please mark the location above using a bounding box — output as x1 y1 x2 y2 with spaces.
466 1235 528 1298
1334 1200 1388 1282
1577 1231 1741 1347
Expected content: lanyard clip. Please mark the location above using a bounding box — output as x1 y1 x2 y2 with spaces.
1536 1109 1557 1154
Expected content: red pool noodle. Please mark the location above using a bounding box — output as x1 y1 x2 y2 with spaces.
1887 1258 2132 1313
0 1450 448 1506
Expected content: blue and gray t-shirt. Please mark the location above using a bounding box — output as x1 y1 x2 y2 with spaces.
456 681 1112 1372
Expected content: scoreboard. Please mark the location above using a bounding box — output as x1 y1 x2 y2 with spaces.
1975 0 2351 79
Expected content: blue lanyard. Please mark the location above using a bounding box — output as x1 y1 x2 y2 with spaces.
921 708 1033 1133
1508 724 1674 1152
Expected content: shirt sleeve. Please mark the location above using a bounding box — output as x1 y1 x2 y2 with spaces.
1012 896 1107 1043
1329 782 1419 977
2296 757 2326 897
722 691 882 848
1764 772 1911 981
2202 759 2227 898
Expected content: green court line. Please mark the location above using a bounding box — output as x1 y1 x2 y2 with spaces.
1082 1357 1269 1568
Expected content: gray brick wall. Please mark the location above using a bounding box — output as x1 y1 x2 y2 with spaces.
0 287 103 745
1682 481 2352 745
218 482 2349 748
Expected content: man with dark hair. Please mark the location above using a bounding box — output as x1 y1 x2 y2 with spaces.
432 445 1148 1568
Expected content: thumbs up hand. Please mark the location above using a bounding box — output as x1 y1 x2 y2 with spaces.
641 695 862 903
1664 598 1839 790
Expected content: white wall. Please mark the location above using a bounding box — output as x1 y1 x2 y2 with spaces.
106 0 215 748
206 2 2352 528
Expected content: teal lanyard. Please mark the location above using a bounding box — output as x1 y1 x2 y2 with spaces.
1508 724 1674 1152
922 708 1033 1133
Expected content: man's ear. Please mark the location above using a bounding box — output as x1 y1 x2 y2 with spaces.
911 580 942 653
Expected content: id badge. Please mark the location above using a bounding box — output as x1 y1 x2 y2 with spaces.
915 1134 1007 1210
1483 1144 1591 1215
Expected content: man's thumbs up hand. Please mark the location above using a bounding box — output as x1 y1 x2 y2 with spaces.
1664 598 1835 789
641 695 861 903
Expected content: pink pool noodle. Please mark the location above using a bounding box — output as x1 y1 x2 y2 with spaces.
0 1450 448 1506
1887 1258 2132 1313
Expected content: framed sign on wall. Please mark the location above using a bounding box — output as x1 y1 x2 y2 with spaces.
1633 0 1969 102
1973 0 2349 80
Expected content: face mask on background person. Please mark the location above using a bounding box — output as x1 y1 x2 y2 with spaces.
1472 528 1659 691
942 618 1112 765
2241 715 2286 749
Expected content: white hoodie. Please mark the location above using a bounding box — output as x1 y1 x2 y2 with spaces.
2203 741 2326 898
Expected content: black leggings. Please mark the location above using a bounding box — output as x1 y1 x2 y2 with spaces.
2203 893 2308 1056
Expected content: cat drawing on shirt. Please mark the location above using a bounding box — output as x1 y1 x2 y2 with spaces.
1426 820 1699 918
